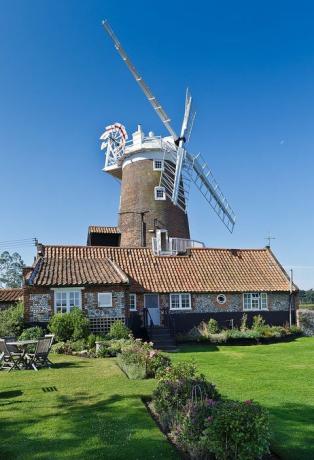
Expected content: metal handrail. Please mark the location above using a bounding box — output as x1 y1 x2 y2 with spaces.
143 307 154 329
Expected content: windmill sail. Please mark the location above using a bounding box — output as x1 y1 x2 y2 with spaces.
102 20 178 140
185 151 236 232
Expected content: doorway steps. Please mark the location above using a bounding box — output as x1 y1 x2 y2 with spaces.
148 326 178 352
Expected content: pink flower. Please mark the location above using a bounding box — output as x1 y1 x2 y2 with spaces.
207 416 213 422
244 400 253 405
206 399 216 406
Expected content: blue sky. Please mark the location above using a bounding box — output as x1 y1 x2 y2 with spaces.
0 1 313 288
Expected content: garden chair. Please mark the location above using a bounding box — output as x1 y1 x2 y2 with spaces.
26 337 52 371
4 336 19 354
44 334 55 365
0 339 23 371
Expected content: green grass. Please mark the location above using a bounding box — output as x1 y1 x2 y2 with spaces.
0 356 177 460
0 338 313 460
172 337 314 460
299 303 314 310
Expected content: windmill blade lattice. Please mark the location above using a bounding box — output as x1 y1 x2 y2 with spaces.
185 151 236 232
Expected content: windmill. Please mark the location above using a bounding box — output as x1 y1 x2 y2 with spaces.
100 20 236 251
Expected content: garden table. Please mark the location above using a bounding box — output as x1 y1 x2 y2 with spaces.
6 340 38 370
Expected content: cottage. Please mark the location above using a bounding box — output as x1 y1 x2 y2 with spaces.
0 288 23 311
23 241 298 336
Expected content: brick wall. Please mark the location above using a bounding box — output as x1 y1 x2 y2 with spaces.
119 158 190 247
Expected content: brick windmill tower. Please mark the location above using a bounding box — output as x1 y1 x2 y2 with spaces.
100 21 236 253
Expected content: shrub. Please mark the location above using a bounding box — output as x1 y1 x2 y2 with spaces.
48 308 89 342
227 329 261 340
207 318 219 334
70 308 90 340
252 315 266 331
49 313 74 341
0 302 24 337
201 399 270 460
146 350 172 378
174 399 217 458
51 341 66 354
240 313 248 331
107 320 131 340
19 326 44 340
116 354 146 379
208 331 228 343
153 362 220 423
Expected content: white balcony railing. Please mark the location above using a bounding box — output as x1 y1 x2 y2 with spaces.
152 237 205 256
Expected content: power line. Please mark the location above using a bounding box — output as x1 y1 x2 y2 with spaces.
0 237 37 249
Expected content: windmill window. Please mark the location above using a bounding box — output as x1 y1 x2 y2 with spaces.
170 293 192 310
154 186 166 200
98 293 113 308
243 293 268 311
153 160 163 171
217 294 226 304
129 293 137 311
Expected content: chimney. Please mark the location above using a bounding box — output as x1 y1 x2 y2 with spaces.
36 243 45 257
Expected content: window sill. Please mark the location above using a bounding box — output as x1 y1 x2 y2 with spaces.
170 308 192 311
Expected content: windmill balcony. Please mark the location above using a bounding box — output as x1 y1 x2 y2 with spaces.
152 236 205 256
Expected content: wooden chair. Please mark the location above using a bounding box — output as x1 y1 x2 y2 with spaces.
26 337 52 371
0 339 23 371
4 336 19 354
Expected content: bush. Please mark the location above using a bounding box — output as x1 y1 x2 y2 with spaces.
0 302 24 338
48 313 73 341
252 315 266 331
174 399 217 458
107 320 131 340
70 308 90 341
48 308 89 342
153 362 220 425
208 331 228 343
207 318 219 334
19 326 44 341
116 354 146 379
201 399 270 460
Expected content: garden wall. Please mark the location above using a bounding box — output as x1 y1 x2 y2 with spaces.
297 309 314 336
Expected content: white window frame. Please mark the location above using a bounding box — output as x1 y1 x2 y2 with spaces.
53 288 83 314
129 293 137 311
243 293 268 311
98 292 113 308
154 186 166 201
153 159 164 171
170 293 192 311
217 294 226 304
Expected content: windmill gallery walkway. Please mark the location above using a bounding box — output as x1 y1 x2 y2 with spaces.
0 337 313 460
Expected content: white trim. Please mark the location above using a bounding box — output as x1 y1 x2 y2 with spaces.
243 292 268 311
217 294 226 304
51 287 84 291
170 293 192 310
129 293 137 311
98 292 113 308
153 159 164 171
154 186 166 200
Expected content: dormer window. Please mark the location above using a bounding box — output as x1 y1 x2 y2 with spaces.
153 160 163 171
154 186 166 200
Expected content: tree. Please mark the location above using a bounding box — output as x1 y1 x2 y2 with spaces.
0 251 25 288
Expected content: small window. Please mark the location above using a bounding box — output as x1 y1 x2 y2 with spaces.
154 186 166 200
129 293 137 311
217 294 226 304
153 160 163 171
98 293 113 308
170 293 191 310
243 293 268 311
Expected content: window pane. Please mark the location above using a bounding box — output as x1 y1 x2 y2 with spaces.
170 294 180 309
181 294 191 309
98 293 112 307
244 293 251 310
261 293 267 310
130 294 136 310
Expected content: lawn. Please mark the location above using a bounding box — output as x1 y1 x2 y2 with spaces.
0 338 313 460
172 337 314 460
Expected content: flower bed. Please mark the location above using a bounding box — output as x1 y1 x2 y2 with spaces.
147 361 272 460
177 315 302 345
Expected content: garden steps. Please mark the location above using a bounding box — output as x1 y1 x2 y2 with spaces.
148 327 178 352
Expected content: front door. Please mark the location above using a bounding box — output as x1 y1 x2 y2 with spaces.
144 294 160 326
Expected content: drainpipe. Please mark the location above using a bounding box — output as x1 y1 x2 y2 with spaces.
289 269 293 327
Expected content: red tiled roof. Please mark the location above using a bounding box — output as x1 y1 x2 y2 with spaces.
28 245 296 292
0 288 23 302
88 226 120 234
